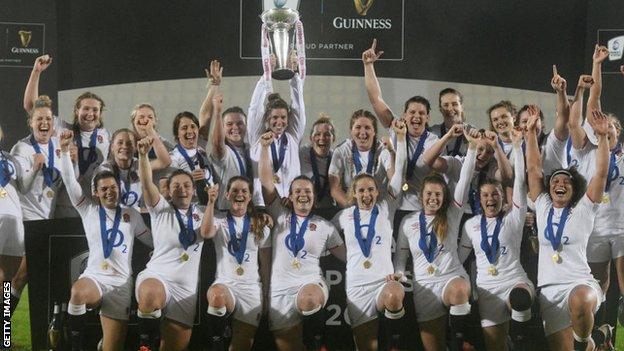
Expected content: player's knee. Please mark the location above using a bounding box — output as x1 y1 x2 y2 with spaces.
509 287 532 311
207 284 228 307
569 285 597 316
297 286 323 312
382 283 404 310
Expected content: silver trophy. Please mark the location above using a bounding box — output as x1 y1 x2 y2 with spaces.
261 0 300 80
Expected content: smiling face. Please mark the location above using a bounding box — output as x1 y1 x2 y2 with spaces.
111 131 136 165
351 116 376 151
289 179 315 215
169 173 194 209
310 122 334 156
30 107 54 143
267 108 288 135
75 98 102 132
403 102 429 137
480 183 503 217
177 117 199 149
489 106 514 136
223 112 247 145
549 173 574 207
475 139 495 170
226 179 252 215
132 106 156 139
422 182 445 214
94 177 120 209
353 177 379 210
439 93 464 125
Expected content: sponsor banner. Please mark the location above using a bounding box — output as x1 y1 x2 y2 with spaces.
241 0 404 60
598 29 624 73
0 22 45 67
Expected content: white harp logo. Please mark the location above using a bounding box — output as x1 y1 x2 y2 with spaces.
263 0 300 11
608 35 624 61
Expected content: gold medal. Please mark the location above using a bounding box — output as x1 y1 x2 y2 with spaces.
363 260 372 269
487 265 498 276
552 252 561 264
402 183 409 192
602 194 611 204
46 189 55 198
426 265 435 275
0 187 7 198
181 252 190 262
292 258 301 269
273 174 281 184
236 265 244 276
101 261 109 270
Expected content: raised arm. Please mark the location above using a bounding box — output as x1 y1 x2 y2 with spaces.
58 131 83 205
586 110 610 202
137 137 160 208
510 128 526 208
247 77 270 144
199 60 222 141
421 124 463 172
393 226 410 280
147 130 172 171
362 39 394 129
525 106 544 202
551 65 570 141
210 92 227 160
258 132 278 205
200 184 219 238
569 75 594 149
587 45 609 119
388 119 407 197
454 129 479 206
23 55 52 113
287 61 307 142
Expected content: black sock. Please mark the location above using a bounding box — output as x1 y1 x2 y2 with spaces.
9 293 20 317
68 312 85 351
573 339 588 351
384 308 405 349
207 311 228 344
449 314 469 351
594 303 606 326
302 308 325 349
137 315 160 348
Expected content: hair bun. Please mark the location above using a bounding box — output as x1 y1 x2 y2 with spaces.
33 95 53 109
267 93 283 102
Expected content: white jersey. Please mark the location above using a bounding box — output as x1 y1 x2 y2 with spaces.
96 159 142 210
328 139 392 198
247 76 306 205
498 138 513 158
299 144 334 209
170 145 216 185
533 193 599 287
0 151 24 219
389 129 439 211
11 135 64 220
210 142 251 210
146 195 205 288
266 200 343 292
444 156 498 215
212 212 271 285
332 199 396 288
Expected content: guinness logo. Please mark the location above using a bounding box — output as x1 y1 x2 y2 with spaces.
18 30 32 47
354 0 375 16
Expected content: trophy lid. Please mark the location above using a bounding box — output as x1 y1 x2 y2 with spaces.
261 7 300 25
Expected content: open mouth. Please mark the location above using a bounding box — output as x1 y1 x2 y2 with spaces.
38 125 50 136
426 199 439 208
553 188 567 197
485 202 497 211
184 134 196 142
233 196 246 204
496 122 508 131
297 197 311 205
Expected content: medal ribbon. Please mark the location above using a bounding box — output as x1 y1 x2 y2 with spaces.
30 136 56 188
351 141 375 175
270 134 288 173
605 148 621 192
545 206 570 253
175 205 196 250
226 213 251 265
310 148 331 201
565 137 573 166
75 129 98 175
353 205 379 259
418 211 438 264
285 212 310 259
406 131 428 179
479 215 503 265
176 144 198 171
468 171 486 214
119 170 138 207
98 205 123 259
0 153 15 187
226 142 247 176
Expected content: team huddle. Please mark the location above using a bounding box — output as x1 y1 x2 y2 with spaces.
1 40 624 351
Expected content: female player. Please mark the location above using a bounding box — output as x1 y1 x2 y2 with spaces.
487 101 516 157
202 176 271 350
332 119 408 351
458 127 534 350
526 105 609 350
130 103 173 167
328 109 393 208
134 136 217 351
258 131 345 351
394 128 481 351
58 130 151 351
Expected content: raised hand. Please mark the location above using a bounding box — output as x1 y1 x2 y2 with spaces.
577 75 594 89
381 136 394 153
33 54 52 72
591 110 609 136
190 169 204 181
510 127 524 146
212 92 224 109
69 144 78 164
592 44 610 64
362 39 384 65
137 136 154 156
260 131 274 148
59 130 74 153
464 128 481 146
207 184 219 205
482 130 498 148
446 124 464 139
205 60 223 86
391 118 407 137
525 105 541 132
550 65 567 93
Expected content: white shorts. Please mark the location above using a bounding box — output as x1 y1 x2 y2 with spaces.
587 232 624 262
213 279 263 327
0 215 24 256
80 273 132 320
269 279 329 331
346 279 387 328
412 273 468 323
136 269 198 327
539 281 603 336
477 278 535 328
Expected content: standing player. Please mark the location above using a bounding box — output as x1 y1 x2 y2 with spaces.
130 103 174 167
458 128 534 350
487 101 516 157
430 88 470 157
332 119 408 351
202 176 272 350
134 136 217 351
394 128 480 350
258 131 346 351
526 106 609 351
58 130 152 351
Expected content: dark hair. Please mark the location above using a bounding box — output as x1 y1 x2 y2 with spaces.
349 109 378 134
420 173 452 241
167 169 194 187
404 96 431 114
288 175 315 197
479 178 505 210
310 113 336 142
73 92 105 130
544 167 586 208
109 128 138 161
225 175 266 243
172 111 200 142
516 104 544 126
438 88 463 106
92 170 119 191
487 101 517 131
262 94 291 130
222 106 247 120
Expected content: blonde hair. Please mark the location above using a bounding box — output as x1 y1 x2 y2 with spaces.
310 113 336 141
130 103 157 126
29 95 54 124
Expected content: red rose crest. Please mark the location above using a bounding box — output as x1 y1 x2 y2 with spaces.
123 213 130 223
97 134 103 144
55 149 61 157
193 213 201 221
309 223 317 231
